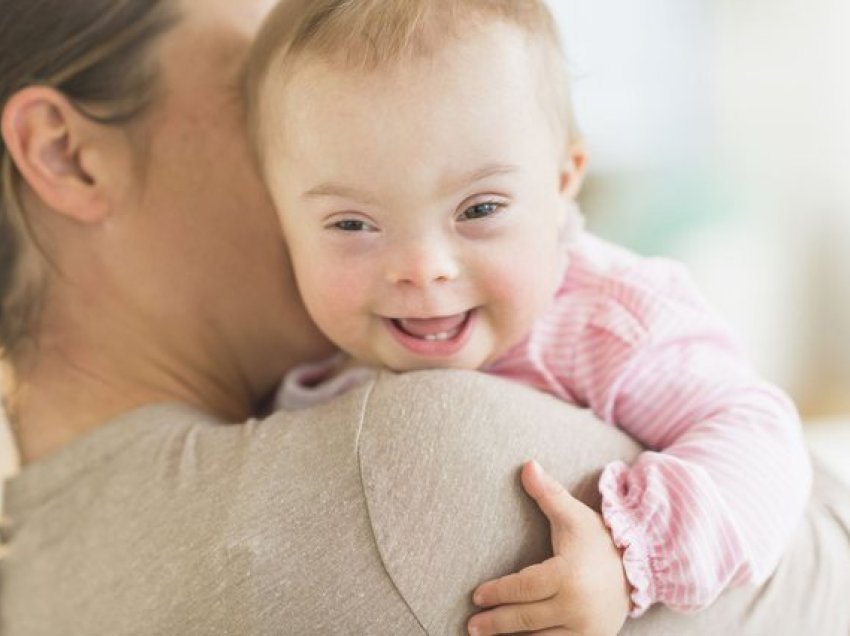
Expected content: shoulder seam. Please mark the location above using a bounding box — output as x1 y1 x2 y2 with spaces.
354 372 430 635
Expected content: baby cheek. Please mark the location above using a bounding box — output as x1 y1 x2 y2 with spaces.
483 258 544 324
487 241 563 322
299 262 371 338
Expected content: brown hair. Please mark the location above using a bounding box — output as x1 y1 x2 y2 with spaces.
0 0 178 359
246 0 578 165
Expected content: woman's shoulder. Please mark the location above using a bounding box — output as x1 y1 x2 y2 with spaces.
0 373 639 635
357 370 641 633
1 390 421 635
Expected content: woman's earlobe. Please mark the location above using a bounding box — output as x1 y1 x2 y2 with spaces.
1 86 110 223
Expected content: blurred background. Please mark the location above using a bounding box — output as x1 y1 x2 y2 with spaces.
547 0 850 420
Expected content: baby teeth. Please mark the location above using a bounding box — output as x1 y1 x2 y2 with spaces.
423 331 453 341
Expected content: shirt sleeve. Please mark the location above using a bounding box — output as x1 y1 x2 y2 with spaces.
543 235 812 615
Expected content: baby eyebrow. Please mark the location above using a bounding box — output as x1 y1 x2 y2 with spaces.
462 164 519 182
302 183 378 205
302 164 518 203
443 163 519 194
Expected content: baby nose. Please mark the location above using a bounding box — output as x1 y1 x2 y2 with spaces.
386 243 460 287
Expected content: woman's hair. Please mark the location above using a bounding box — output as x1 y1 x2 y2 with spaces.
246 0 579 167
0 0 178 359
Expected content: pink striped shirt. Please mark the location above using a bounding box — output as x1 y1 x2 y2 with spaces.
278 231 812 615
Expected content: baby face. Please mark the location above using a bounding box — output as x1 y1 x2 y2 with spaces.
263 23 583 371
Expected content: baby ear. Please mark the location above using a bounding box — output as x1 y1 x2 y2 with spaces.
558 139 588 201
1 86 115 224
554 141 587 247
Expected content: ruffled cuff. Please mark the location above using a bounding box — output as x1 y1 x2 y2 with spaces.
598 460 659 617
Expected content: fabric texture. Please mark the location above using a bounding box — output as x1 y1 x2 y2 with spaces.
278 231 813 615
1 371 847 635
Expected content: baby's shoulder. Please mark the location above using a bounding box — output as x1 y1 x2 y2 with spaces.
551 232 724 345
562 232 698 303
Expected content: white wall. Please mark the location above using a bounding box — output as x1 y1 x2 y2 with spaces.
546 0 712 172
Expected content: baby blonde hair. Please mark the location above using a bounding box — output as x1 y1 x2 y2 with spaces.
245 0 579 164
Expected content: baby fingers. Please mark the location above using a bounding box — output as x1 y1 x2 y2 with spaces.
468 599 565 636
473 559 562 608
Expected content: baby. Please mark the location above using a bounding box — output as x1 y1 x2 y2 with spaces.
245 1 812 633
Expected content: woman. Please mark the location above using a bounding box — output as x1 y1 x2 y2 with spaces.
0 0 332 462
1 1 848 634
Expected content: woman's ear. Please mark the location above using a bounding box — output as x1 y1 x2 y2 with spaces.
558 140 588 201
1 86 114 224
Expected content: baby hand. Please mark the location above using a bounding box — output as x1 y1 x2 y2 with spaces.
468 461 631 635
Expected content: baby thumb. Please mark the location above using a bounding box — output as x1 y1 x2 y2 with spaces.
521 460 580 532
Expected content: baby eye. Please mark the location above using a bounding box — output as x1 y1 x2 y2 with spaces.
331 219 376 232
459 201 504 221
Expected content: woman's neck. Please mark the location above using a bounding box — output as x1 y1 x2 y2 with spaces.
12 369 145 465
10 335 258 465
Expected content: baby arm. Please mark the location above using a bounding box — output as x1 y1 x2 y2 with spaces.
560 251 812 614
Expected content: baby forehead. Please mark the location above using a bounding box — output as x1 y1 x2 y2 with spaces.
256 41 566 177
263 25 551 127
247 4 576 160
246 0 577 145
266 62 551 164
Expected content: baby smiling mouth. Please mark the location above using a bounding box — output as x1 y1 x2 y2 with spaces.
392 312 470 341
